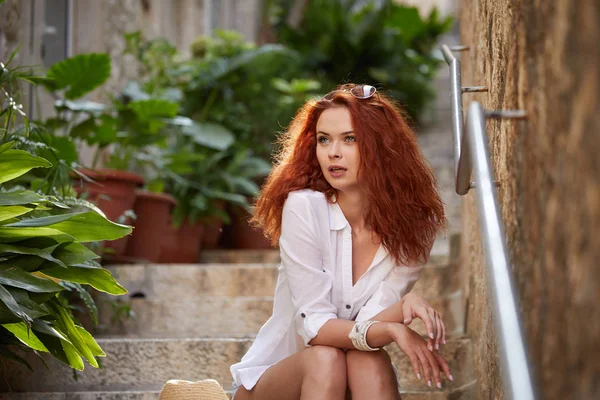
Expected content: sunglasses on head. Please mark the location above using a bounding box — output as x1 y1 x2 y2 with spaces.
323 84 377 100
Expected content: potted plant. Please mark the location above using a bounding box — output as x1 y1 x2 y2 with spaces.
41 53 143 258
155 116 238 261
218 146 274 249
42 53 183 260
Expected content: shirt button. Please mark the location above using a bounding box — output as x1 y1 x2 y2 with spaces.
346 304 351 309
322 269 326 272
301 313 306 318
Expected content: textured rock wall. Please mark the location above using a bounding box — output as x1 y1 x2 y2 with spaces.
459 1 599 399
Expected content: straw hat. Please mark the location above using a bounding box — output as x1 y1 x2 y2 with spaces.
158 379 230 400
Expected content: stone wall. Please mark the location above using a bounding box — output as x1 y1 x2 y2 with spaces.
459 1 599 399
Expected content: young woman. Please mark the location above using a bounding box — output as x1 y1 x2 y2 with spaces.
230 84 452 400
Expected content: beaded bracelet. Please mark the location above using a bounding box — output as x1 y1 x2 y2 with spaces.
349 320 380 351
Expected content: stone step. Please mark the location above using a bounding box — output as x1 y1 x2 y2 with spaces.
0 381 477 400
103 236 457 301
95 287 464 339
200 235 453 265
200 249 281 264
0 337 473 394
94 256 463 338
0 392 160 400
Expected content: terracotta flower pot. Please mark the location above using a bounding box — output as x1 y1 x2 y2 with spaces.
125 191 177 263
202 200 226 250
229 203 273 250
159 218 205 263
73 168 144 257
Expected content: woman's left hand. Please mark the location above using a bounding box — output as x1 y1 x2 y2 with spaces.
401 292 446 352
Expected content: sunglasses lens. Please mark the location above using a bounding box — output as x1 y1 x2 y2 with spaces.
350 85 376 99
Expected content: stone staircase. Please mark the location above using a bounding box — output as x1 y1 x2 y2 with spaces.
0 238 475 399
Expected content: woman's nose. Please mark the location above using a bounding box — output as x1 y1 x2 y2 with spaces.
329 142 341 159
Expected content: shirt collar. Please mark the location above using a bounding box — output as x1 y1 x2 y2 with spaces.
329 201 349 231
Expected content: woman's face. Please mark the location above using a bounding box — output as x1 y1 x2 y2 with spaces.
315 106 361 191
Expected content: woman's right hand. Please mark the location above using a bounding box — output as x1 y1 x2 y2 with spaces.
389 323 453 389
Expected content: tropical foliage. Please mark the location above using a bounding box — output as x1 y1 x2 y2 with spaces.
0 50 131 371
267 0 453 119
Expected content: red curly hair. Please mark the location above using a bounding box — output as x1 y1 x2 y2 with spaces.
252 84 446 265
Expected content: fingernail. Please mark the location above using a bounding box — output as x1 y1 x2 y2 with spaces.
417 373 421 380
436 343 439 350
427 380 432 387
437 382 442 389
443 339 447 344
429 332 435 339
404 319 409 324
449 374 454 381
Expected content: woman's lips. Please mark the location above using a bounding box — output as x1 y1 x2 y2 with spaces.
328 166 347 178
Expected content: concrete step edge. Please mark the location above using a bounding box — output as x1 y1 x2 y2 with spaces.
0 386 467 398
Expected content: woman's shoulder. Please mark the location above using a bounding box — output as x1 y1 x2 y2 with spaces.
284 189 329 216
287 189 326 202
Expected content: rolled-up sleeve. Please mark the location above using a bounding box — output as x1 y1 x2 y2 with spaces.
280 194 338 346
355 263 424 322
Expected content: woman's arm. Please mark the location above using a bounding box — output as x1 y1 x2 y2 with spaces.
280 193 338 346
309 314 453 387
308 319 397 348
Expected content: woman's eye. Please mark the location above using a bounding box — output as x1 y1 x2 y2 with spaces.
317 136 329 143
345 136 356 142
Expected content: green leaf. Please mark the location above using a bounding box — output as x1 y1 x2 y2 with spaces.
182 122 235 151
2 255 47 272
75 325 105 357
4 287 50 319
128 99 179 120
2 322 48 352
6 211 132 242
46 136 78 164
0 284 31 324
46 53 111 100
0 243 66 268
0 149 52 184
0 205 35 222
0 190 47 206
53 243 99 266
48 300 98 368
43 266 127 295
62 282 98 325
32 319 68 341
0 226 75 244
386 5 426 41
7 213 80 227
0 142 15 154
35 330 76 368
239 157 272 178
0 265 64 293
60 335 85 370
69 116 97 140
224 175 260 196
202 188 248 206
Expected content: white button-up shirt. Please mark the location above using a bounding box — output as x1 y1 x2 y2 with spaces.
230 189 423 391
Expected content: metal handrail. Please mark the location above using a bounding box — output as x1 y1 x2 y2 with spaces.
441 44 535 400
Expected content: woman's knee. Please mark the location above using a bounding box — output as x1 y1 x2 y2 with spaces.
346 349 397 389
302 345 347 385
347 348 392 367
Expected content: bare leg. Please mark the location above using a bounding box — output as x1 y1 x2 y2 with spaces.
234 345 347 400
346 349 401 400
